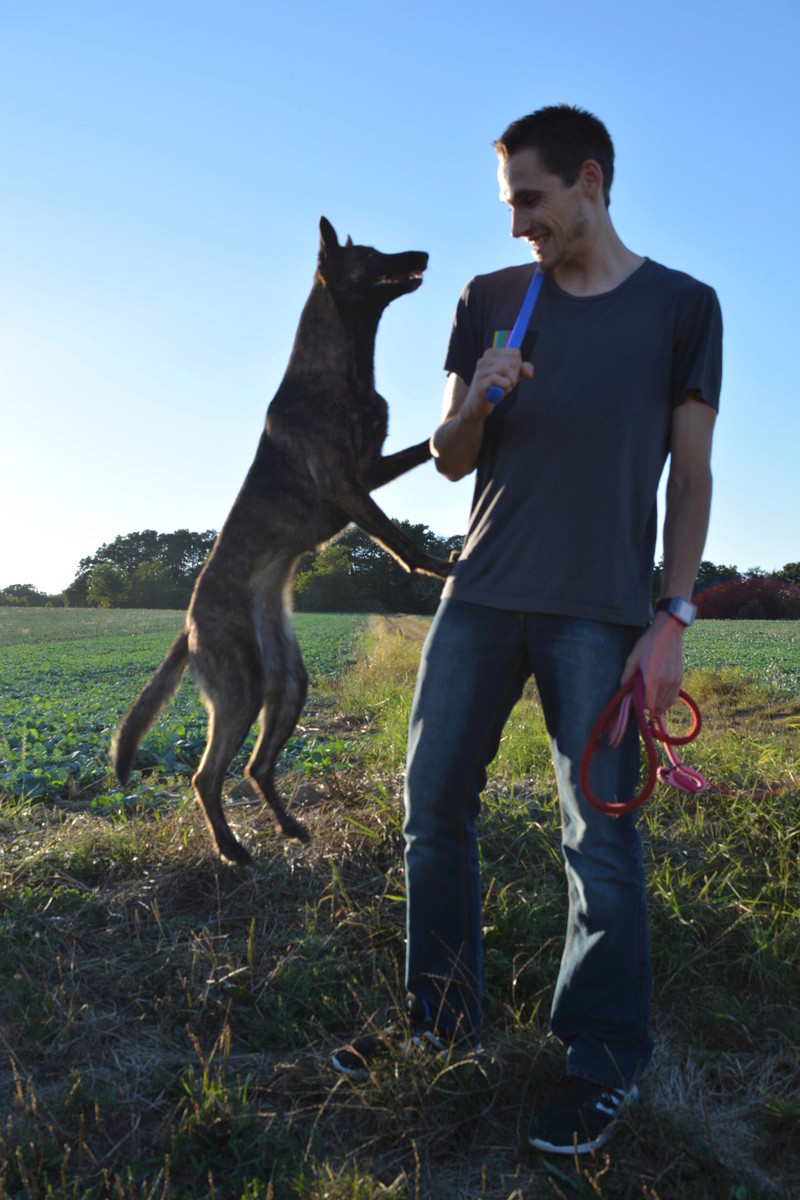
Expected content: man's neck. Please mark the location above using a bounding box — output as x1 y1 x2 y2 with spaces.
551 227 644 297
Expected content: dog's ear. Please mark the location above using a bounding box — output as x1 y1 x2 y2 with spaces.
344 235 353 247
319 217 340 258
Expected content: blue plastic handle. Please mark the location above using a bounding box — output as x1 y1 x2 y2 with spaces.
486 268 544 404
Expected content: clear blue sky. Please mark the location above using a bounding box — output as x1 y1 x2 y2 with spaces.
2 0 798 593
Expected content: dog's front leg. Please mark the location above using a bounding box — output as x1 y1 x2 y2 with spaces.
332 481 451 578
363 439 432 491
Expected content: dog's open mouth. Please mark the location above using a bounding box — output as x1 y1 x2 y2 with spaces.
374 271 425 288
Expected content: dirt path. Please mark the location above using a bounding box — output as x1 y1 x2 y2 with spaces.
375 614 431 643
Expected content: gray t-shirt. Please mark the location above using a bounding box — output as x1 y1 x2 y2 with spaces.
441 259 722 626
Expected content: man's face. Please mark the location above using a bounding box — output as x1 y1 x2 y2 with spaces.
498 148 589 271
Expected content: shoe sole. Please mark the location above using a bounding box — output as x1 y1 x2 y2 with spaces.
330 1053 370 1079
528 1127 615 1155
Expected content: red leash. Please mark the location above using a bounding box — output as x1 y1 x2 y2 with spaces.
579 672 706 816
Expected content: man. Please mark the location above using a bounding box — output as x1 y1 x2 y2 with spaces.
333 104 722 1156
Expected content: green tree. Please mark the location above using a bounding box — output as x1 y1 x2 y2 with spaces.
87 563 129 608
0 584 46 607
776 562 800 586
160 527 218 583
67 528 217 608
695 559 740 588
64 574 90 607
128 562 174 608
294 522 461 613
294 544 354 611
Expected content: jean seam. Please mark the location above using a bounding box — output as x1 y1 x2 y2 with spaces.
634 862 650 1044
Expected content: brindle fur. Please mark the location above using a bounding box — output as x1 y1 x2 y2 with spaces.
111 218 449 865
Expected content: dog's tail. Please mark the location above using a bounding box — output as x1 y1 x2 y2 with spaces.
110 629 190 784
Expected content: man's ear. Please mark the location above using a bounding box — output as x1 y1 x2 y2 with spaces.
580 159 604 200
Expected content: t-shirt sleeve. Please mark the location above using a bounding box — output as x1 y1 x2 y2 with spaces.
443 279 483 384
671 283 723 410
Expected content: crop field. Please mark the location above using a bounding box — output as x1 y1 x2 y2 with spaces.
0 609 367 807
681 620 800 694
1 612 796 811
0 609 798 1200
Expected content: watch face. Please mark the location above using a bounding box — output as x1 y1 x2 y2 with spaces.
656 597 696 626
669 598 696 626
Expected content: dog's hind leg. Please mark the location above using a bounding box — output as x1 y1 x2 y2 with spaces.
191 665 262 866
245 610 310 843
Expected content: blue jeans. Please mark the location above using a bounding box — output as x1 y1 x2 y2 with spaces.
403 598 653 1088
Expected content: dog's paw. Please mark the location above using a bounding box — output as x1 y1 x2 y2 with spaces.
219 838 254 867
278 814 311 844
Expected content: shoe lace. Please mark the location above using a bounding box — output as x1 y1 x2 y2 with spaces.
552 1076 622 1111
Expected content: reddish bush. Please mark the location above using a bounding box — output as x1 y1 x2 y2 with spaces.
694 575 800 619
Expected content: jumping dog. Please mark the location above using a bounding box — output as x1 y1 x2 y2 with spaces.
111 218 448 864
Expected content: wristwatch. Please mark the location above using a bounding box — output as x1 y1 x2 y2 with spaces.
655 596 697 627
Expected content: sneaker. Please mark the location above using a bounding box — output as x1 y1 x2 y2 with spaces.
331 998 483 1079
528 1075 639 1155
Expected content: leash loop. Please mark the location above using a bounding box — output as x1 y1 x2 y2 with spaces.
579 672 705 817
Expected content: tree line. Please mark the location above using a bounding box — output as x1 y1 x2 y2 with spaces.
651 559 800 619
3 529 800 618
0 525 461 615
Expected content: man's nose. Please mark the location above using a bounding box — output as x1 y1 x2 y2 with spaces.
510 208 530 239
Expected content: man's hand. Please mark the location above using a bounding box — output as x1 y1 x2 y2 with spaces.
431 351 533 481
462 347 534 420
620 613 685 713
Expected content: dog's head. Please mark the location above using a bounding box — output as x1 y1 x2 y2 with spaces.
316 217 428 309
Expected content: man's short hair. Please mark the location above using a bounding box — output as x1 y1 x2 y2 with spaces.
494 105 615 207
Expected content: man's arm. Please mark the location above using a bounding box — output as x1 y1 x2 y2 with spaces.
621 393 717 711
431 349 533 481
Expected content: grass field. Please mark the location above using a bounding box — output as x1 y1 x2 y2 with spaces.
0 609 798 1199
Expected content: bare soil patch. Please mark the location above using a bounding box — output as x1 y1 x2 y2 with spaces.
375 614 430 643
